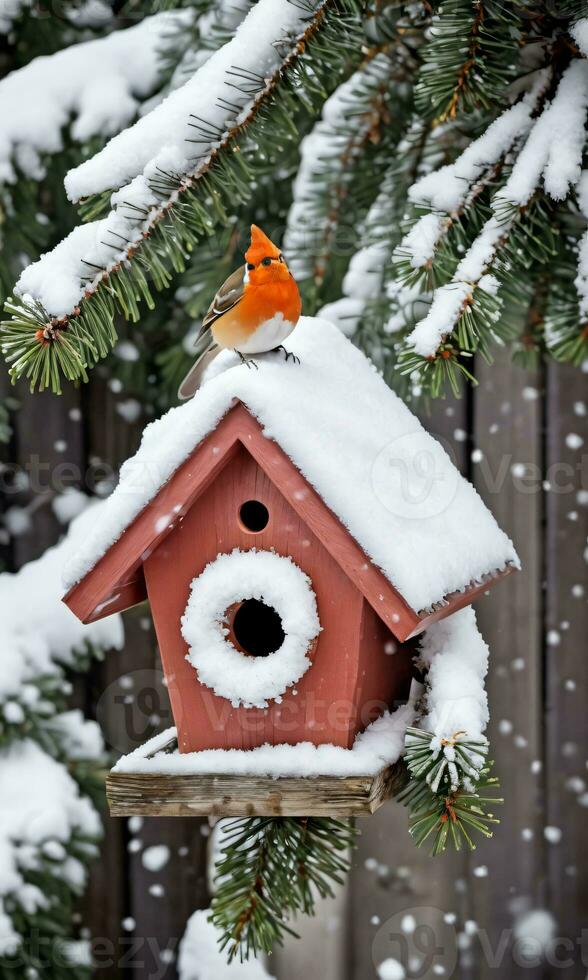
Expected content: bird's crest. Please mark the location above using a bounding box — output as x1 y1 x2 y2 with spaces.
245 225 281 265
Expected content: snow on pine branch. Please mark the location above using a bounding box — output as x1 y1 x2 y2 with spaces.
65 0 325 202
320 171 395 335
498 60 588 206
0 501 123 734
418 607 489 742
404 61 588 357
396 73 551 274
0 501 114 957
404 607 491 798
571 19 588 58
406 222 502 357
0 0 113 32
0 739 101 957
284 51 394 283
0 0 30 31
0 11 187 185
165 0 254 93
13 0 327 322
408 101 534 216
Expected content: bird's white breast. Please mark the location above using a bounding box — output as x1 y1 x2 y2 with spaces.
235 313 295 354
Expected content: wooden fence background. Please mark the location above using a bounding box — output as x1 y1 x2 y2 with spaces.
1 345 586 979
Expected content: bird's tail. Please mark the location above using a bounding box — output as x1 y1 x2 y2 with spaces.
178 342 220 400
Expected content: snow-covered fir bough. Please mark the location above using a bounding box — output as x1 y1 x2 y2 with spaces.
0 2 587 410
0 504 123 977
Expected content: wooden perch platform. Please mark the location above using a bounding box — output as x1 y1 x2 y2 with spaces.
106 734 406 817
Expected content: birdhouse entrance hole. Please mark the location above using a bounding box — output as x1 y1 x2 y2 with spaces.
239 499 269 533
230 598 285 658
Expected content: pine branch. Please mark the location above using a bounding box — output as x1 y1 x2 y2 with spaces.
285 12 421 308
0 643 104 753
415 0 521 123
2 0 363 393
210 817 357 962
397 193 562 396
0 828 100 979
336 119 440 394
156 0 254 91
397 727 502 855
393 54 580 395
0 9 200 315
545 237 588 365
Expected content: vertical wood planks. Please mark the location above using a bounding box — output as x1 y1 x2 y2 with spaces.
545 362 588 969
345 390 473 980
9 382 84 565
274 884 350 980
81 378 145 978
471 350 545 979
81 377 212 979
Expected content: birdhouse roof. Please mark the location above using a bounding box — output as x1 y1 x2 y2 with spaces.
63 317 518 622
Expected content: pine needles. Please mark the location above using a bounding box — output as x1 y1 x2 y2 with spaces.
397 727 502 855
210 817 357 961
3 1 587 401
1 0 364 393
415 0 521 123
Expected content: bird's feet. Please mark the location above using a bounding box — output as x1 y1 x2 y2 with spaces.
274 345 300 365
236 351 258 370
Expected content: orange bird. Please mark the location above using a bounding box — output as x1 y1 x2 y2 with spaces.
178 225 302 399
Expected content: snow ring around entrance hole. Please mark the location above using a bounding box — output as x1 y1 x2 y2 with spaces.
180 549 321 709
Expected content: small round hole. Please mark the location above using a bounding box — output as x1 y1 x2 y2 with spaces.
239 499 269 533
232 599 284 657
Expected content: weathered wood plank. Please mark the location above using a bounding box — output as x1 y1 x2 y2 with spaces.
9 381 84 564
274 882 350 980
471 350 544 979
107 751 405 817
126 815 209 978
81 377 147 978
545 362 588 970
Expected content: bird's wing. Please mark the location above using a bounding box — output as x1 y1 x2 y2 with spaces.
178 344 220 400
193 265 246 346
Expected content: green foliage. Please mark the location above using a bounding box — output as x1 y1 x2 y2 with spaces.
2 0 588 410
397 727 502 855
544 238 588 365
0 831 100 980
0 643 104 753
415 0 521 123
287 42 416 310
2 0 365 393
210 817 357 961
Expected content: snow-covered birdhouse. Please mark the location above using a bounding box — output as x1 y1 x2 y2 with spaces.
63 318 518 816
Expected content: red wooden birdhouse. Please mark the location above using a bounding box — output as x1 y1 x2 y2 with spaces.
63 318 517 815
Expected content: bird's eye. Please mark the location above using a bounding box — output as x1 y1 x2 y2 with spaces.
261 256 272 267
247 262 255 271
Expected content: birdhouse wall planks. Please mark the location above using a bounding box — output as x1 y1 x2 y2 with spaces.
63 318 518 817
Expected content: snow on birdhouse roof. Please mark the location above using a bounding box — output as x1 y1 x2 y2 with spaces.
63 317 518 612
